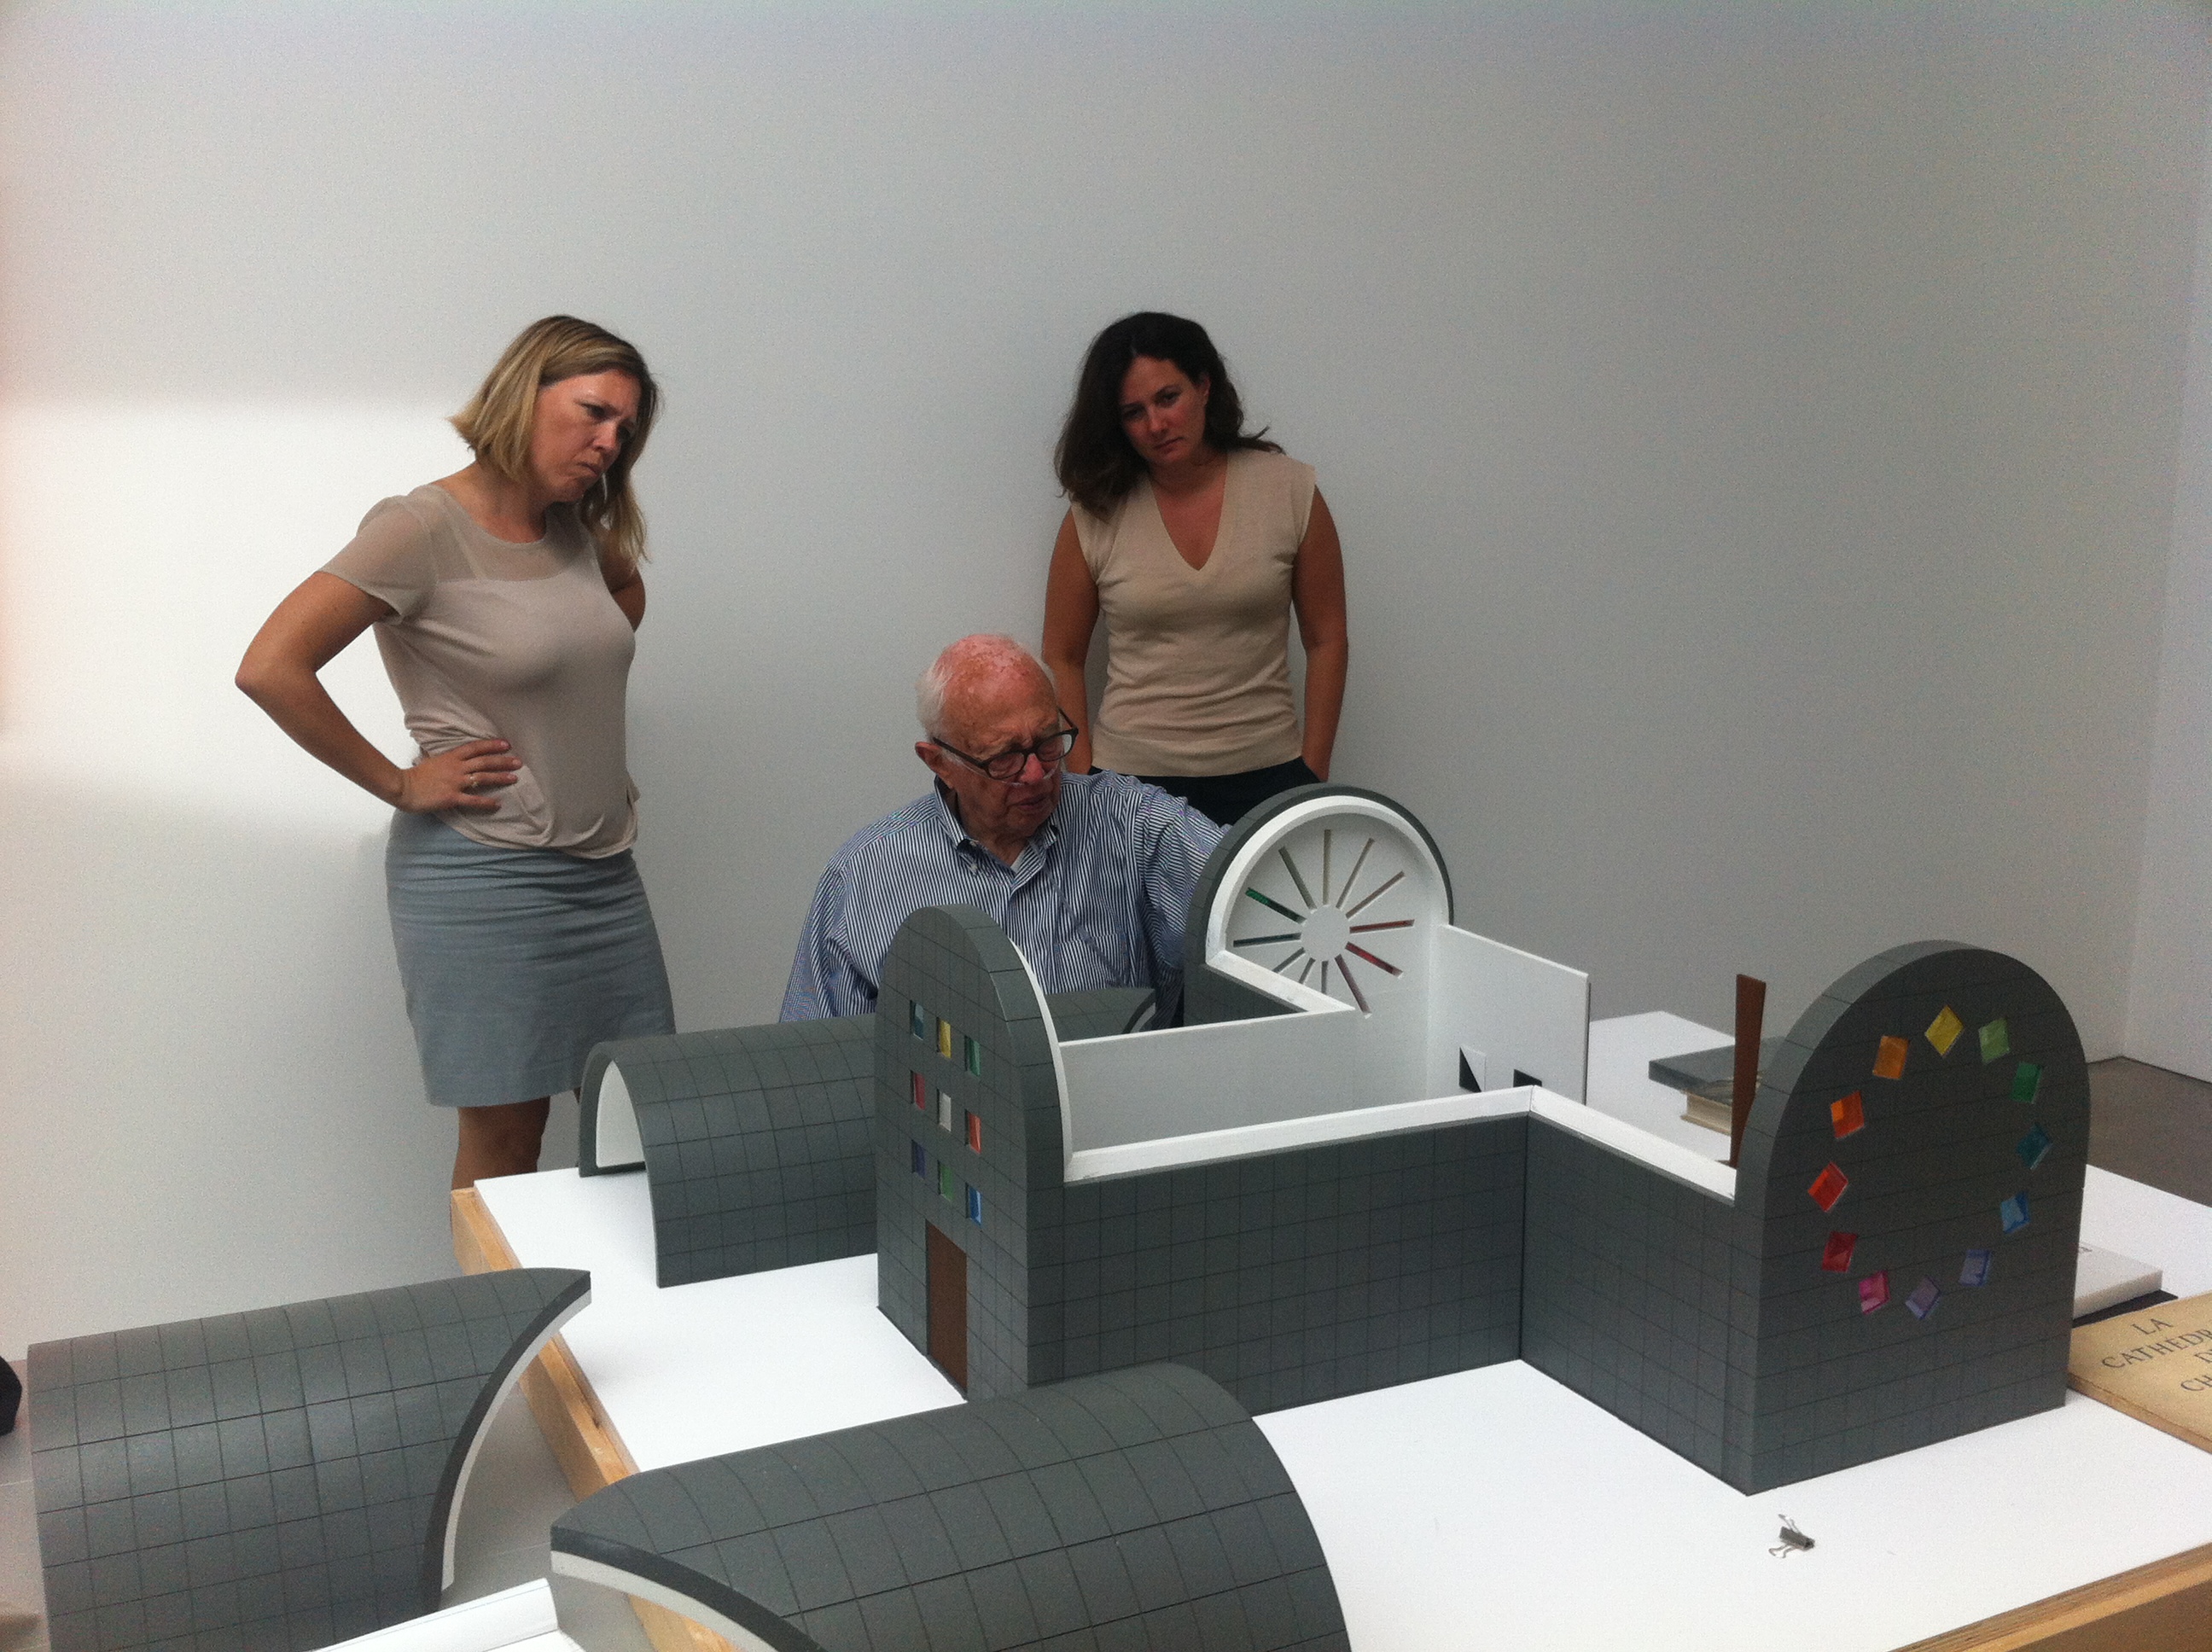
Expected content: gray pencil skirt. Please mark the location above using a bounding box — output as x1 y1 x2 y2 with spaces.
386 811 676 1109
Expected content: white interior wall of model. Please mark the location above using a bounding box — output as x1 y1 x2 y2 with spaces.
2126 95 2212 1084
1057 1001 1394 1155
3 6 2205 1350
1426 927 1592 1102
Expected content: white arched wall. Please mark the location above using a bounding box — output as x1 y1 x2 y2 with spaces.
3 4 2206 1351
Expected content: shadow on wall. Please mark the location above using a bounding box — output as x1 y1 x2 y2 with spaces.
0 760 501 1354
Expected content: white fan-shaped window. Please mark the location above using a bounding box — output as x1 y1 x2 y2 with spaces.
1206 795 1447 1015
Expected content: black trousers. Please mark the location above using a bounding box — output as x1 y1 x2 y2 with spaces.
1132 757 1322 830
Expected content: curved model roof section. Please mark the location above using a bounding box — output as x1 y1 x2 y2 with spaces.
29 1269 590 1652
551 1361 1348 1652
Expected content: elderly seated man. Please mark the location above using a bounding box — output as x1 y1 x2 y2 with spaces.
780 634 1226 1020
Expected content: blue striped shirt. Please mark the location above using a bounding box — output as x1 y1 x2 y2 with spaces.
778 771 1226 1021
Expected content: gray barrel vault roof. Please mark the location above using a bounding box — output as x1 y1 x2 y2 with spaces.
551 1361 1348 1652
29 1268 588 1652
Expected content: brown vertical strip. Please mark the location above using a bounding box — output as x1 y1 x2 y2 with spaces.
926 1221 969 1391
1729 974 1767 1168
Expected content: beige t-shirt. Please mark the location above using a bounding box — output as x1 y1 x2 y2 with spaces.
322 483 640 857
1074 448 1317 777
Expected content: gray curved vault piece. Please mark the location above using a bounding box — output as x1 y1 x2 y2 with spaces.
578 990 1155 1289
550 1362 1349 1652
29 1268 590 1652
1523 940 2089 1492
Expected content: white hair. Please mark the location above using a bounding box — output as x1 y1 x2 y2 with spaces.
916 634 1051 738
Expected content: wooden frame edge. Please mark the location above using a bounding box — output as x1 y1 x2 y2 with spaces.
450 1188 732 1652
1895 1541 2212 1652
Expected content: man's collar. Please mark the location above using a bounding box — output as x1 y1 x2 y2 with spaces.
928 778 1062 861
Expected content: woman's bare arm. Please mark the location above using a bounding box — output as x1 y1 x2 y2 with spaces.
604 556 646 629
1291 491 1348 781
1041 511 1102 773
236 571 515 811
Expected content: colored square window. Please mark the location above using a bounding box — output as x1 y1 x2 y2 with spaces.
1820 1231 1858 1273
938 1162 954 1203
2016 1126 2052 1172
965 1184 982 1225
1979 1018 2010 1063
1808 1162 1848 1213
964 1111 982 1154
910 1141 926 1177
1926 1006 1963 1056
1859 1271 1889 1313
937 1019 953 1061
1905 1277 1941 1320
2011 1061 2043 1104
910 1071 927 1112
1872 1036 1908 1080
1960 1248 1992 1287
910 1001 928 1040
1830 1091 1866 1139
963 1035 982 1077
2000 1192 2030 1235
938 1091 953 1133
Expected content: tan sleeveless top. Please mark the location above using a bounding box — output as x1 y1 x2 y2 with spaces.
1074 448 1316 777
322 484 641 857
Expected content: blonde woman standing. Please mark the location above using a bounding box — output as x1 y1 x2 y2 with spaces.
238 317 675 1190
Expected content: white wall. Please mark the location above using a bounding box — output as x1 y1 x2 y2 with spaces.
3 3 2206 1352
2128 94 2212 1083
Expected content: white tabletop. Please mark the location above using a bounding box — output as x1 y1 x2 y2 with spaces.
1584 1010 1738 1159
474 1018 2212 1652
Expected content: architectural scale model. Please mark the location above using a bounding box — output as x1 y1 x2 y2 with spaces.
585 786 2089 1493
28 1270 590 1652
27 785 2092 1652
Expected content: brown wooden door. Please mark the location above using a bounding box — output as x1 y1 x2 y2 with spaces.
925 1222 968 1391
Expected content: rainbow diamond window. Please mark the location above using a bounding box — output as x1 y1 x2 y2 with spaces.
1979 1018 2010 1063
1925 1007 1963 1056
1872 1036 1908 1080
1820 1231 1858 1273
1830 1091 1866 1138
1808 1163 1848 1213
1859 1271 1889 1313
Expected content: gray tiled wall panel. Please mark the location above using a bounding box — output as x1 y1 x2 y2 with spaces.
1732 943 2087 1491
1521 1122 1746 1480
29 1270 588 1652
552 1363 1349 1652
1027 1119 1528 1414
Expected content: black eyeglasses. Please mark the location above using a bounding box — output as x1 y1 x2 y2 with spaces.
933 721 1080 782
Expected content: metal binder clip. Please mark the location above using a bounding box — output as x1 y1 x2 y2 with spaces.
1770 1516 1814 1557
